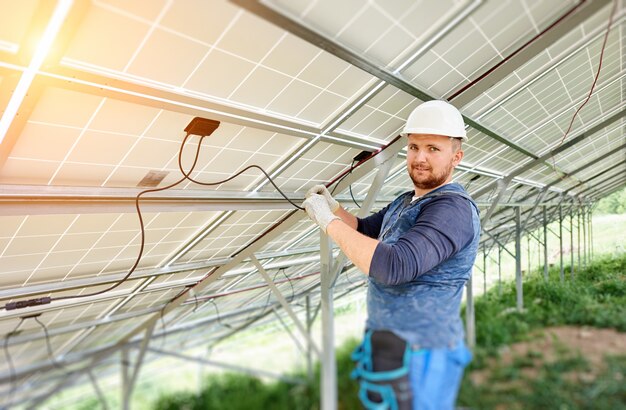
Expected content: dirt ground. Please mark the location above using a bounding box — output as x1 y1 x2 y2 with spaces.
471 326 626 385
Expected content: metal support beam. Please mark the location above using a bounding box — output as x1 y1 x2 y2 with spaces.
520 188 548 233
482 178 512 225
570 207 575 279
123 323 155 408
588 206 593 262
0 244 323 302
582 206 587 268
498 246 502 296
483 230 516 259
448 0 610 106
515 207 523 311
559 205 565 282
465 275 475 349
231 0 583 172
483 247 487 295
319 230 337 410
577 206 582 272
543 206 549 281
0 185 310 215
250 255 321 358
121 348 130 410
146 347 304 384
272 308 307 355
87 370 110 410
472 108 626 200
305 295 314 382
329 156 395 287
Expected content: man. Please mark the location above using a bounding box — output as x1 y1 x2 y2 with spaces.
303 100 481 410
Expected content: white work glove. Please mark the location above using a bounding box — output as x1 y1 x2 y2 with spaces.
305 184 340 212
303 194 341 233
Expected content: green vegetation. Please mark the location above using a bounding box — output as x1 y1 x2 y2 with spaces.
148 254 625 409
594 186 626 215
466 255 626 356
152 339 361 410
458 254 626 409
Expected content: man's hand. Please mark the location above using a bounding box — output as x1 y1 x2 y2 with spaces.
305 184 339 212
303 194 341 233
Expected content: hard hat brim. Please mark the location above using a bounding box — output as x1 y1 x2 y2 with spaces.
400 128 468 142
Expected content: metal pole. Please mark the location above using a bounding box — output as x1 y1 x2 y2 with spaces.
515 207 523 311
465 275 475 349
537 227 541 270
272 309 307 355
121 348 130 410
543 206 548 280
498 246 502 296
527 235 531 277
569 206 576 279
251 256 321 357
589 206 594 261
320 231 337 410
305 295 313 383
88 370 110 410
483 247 487 295
147 348 304 384
559 205 564 282
582 205 589 268
577 206 581 272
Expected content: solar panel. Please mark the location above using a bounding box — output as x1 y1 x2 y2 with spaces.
0 0 623 407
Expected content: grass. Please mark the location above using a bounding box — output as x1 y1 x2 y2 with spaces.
458 253 626 409
144 254 626 409
49 212 626 409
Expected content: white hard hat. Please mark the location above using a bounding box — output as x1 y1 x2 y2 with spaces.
400 100 467 142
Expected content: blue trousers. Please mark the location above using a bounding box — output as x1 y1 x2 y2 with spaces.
408 342 472 410
352 331 472 410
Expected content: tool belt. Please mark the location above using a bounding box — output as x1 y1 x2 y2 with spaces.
351 330 413 410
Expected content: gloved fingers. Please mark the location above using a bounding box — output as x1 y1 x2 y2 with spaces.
305 184 327 198
303 194 339 233
303 193 329 212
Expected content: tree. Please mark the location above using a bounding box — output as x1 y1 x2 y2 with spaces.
594 186 626 214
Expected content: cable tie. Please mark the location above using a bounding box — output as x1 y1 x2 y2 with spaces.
5 297 51 311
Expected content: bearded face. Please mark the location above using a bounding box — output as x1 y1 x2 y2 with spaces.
408 157 456 190
406 134 463 193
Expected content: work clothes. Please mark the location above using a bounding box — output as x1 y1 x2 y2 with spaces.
357 182 480 349
353 182 480 409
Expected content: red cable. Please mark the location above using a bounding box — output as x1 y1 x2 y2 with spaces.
554 0 618 152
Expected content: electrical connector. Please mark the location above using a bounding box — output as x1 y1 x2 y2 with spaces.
353 150 373 163
5 297 51 311
184 117 220 137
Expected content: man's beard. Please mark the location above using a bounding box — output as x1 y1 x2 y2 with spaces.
408 162 454 190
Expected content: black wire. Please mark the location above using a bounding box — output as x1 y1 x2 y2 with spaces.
53 133 205 302
159 307 168 349
349 184 361 209
331 160 361 208
191 290 199 314
33 316 63 371
279 268 294 301
50 132 303 306
208 298 232 329
330 160 355 196
241 269 282 325
4 318 24 406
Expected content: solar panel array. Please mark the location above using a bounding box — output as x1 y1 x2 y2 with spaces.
0 0 624 407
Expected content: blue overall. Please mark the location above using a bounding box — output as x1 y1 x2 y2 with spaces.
352 183 481 409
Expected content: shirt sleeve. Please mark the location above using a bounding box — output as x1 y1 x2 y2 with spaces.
368 195 475 285
356 202 390 239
